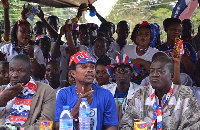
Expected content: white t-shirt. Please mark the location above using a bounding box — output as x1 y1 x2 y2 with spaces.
122 44 159 62
107 40 129 60
0 43 45 65
102 82 142 100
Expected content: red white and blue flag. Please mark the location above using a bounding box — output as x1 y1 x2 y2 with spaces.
171 0 199 20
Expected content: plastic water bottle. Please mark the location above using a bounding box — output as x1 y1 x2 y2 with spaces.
59 106 73 130
79 98 90 130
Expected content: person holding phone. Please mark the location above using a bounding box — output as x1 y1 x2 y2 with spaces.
0 19 45 80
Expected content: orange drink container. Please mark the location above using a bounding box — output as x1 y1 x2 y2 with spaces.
134 121 147 130
40 120 53 130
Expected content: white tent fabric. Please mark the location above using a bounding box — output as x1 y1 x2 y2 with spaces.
20 0 96 8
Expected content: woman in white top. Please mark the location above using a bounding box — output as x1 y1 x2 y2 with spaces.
0 19 45 80
122 21 159 84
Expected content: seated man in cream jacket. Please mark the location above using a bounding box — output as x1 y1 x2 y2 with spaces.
0 54 56 129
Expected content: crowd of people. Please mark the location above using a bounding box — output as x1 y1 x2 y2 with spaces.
0 0 200 129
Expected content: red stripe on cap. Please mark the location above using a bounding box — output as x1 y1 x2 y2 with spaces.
118 55 121 63
124 55 130 63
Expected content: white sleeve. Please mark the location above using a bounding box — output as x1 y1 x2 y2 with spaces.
34 45 45 65
0 107 5 111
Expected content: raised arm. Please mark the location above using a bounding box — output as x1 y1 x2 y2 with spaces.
37 6 58 41
24 45 45 79
51 25 65 59
171 50 181 85
65 20 77 55
2 0 10 42
88 4 107 23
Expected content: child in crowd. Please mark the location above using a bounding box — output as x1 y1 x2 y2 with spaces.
35 35 51 64
93 37 111 61
33 21 46 39
95 55 111 86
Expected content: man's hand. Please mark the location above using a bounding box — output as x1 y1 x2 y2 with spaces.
0 83 24 107
1 0 9 9
71 89 94 118
78 90 94 105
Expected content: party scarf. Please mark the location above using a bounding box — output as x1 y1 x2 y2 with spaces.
136 46 148 55
150 84 173 130
5 77 37 126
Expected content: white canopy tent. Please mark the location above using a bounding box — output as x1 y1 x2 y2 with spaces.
20 0 96 8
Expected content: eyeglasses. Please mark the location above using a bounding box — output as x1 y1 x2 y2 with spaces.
114 66 132 74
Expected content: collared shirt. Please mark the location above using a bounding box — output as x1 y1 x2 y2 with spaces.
120 84 200 129
0 43 45 65
107 40 129 60
102 82 142 100
102 82 143 108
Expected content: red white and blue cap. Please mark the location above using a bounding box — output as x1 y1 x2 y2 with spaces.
106 54 140 79
69 50 96 67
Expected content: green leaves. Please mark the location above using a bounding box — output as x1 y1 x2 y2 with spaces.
107 0 200 43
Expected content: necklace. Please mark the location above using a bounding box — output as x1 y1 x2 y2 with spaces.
115 91 128 106
75 87 93 96
137 46 148 55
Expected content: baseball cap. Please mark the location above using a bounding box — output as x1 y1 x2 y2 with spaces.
69 50 96 67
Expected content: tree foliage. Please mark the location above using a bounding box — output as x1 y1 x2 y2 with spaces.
0 0 77 27
106 0 200 42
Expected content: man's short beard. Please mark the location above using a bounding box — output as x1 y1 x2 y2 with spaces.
83 80 93 85
118 80 127 85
